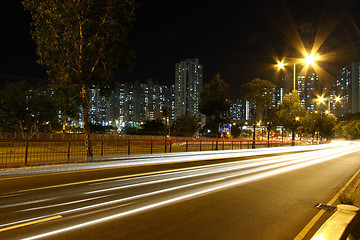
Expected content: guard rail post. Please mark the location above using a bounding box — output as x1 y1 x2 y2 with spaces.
25 139 29 166
101 137 104 157
67 139 71 162
128 140 131 155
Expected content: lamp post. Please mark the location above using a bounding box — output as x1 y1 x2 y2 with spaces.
317 95 341 114
276 53 319 91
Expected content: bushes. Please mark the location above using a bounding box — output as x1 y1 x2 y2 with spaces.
334 119 360 139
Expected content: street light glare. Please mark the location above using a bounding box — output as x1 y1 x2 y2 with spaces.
303 53 319 65
318 96 325 103
276 62 285 69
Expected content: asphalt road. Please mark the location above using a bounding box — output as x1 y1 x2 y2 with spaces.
0 142 360 240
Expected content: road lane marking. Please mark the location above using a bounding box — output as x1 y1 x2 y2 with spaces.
2 144 356 197
293 166 360 240
0 215 62 233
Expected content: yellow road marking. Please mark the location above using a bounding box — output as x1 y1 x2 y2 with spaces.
208 178 225 183
293 167 360 240
0 215 62 233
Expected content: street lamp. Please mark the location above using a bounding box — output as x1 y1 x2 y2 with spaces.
276 61 297 91
276 53 320 91
302 53 319 66
317 95 341 114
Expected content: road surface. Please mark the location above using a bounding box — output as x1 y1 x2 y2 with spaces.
0 142 359 240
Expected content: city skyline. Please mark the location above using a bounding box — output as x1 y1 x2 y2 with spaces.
2 1 360 99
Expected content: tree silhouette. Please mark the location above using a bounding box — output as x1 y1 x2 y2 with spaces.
23 0 136 157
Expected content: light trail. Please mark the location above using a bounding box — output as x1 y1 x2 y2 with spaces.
3 143 342 197
83 146 341 195
18 143 360 240
0 142 344 180
0 198 55 209
16 145 347 217
19 194 116 212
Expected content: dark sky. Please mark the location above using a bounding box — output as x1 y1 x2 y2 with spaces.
2 0 360 98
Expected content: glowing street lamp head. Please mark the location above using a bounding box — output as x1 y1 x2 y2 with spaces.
335 96 341 102
276 62 285 69
317 96 325 104
303 53 319 66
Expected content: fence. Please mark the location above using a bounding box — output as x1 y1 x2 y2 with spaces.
0 134 320 167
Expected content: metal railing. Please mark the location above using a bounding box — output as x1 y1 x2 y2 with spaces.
0 134 320 167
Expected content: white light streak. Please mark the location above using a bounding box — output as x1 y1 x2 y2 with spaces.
21 143 360 240
20 194 115 212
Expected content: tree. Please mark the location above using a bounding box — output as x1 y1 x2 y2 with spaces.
334 121 348 139
50 77 80 133
139 120 166 136
0 82 58 139
241 78 275 122
302 111 337 141
171 114 199 137
199 73 231 136
230 124 241 138
299 111 317 139
123 126 139 135
334 114 360 140
316 113 337 140
23 0 136 157
336 119 358 140
275 90 306 141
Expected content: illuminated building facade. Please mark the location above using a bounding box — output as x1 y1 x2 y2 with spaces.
329 66 351 117
86 81 175 129
174 58 203 119
350 62 360 114
296 72 321 111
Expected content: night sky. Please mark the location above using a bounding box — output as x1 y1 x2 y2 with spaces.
2 0 360 98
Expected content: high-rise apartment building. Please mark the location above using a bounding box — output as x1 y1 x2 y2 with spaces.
330 67 351 116
229 100 247 123
86 80 175 129
174 58 203 119
351 61 360 113
297 72 321 111
89 88 108 125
